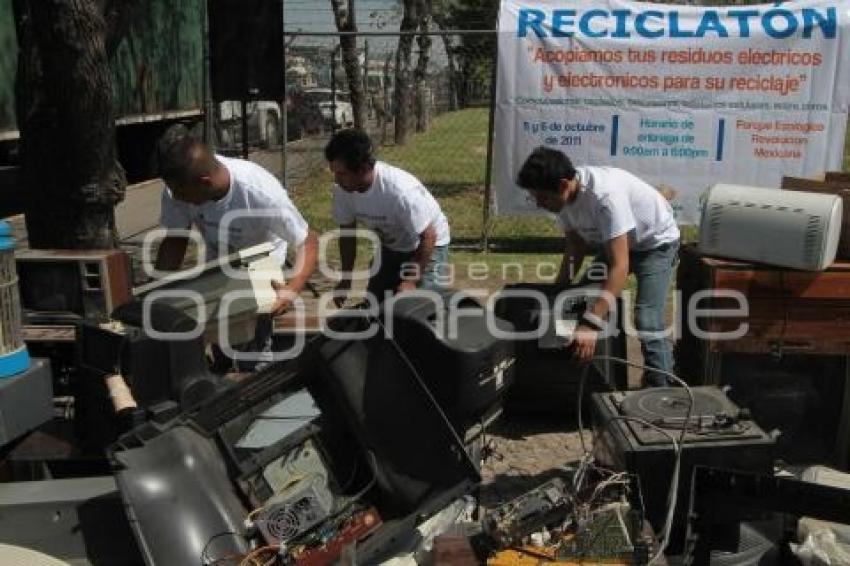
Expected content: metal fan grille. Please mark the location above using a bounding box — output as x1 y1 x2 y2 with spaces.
263 506 302 541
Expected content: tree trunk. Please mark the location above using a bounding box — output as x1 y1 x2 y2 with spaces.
363 40 370 120
330 0 365 130
394 0 417 145
432 11 458 112
13 0 125 249
413 0 432 133
381 51 392 145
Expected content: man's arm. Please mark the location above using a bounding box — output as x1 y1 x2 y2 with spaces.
588 234 629 321
555 231 587 287
287 230 318 294
333 222 358 307
154 235 189 272
572 234 629 362
270 230 318 316
398 223 437 292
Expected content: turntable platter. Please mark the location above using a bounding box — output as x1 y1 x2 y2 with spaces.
619 387 734 423
610 387 758 445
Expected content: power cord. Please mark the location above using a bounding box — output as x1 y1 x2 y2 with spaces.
576 356 695 456
200 530 243 566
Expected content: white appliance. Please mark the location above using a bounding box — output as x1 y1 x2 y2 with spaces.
134 243 285 344
699 184 843 271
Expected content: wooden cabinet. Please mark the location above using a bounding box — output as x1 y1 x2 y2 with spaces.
677 244 850 368
675 244 850 466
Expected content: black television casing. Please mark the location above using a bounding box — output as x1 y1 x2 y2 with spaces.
385 291 516 438
109 308 481 566
493 282 628 414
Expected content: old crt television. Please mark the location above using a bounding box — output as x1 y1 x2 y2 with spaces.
16 249 132 323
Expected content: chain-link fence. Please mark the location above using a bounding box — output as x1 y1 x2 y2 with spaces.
207 30 564 254
207 22 850 254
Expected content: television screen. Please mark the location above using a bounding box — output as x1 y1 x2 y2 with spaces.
17 261 84 315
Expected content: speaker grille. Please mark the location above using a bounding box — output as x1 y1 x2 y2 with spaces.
802 215 824 266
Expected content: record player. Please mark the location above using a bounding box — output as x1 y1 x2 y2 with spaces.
591 386 775 554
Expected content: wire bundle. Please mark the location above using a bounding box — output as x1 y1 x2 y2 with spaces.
576 356 694 564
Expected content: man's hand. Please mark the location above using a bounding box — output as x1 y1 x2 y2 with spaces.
570 324 598 363
154 234 189 272
333 279 352 308
397 279 417 293
270 279 296 316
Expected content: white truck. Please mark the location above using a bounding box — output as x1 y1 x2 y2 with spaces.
304 88 353 130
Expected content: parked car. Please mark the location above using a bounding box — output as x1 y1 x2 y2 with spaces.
216 100 291 149
304 88 353 129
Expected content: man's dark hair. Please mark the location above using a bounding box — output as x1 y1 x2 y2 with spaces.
516 146 577 193
324 128 376 171
156 124 215 184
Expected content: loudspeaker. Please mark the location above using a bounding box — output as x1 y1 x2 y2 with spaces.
208 0 285 101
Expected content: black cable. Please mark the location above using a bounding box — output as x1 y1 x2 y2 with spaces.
200 530 242 566
254 415 319 420
577 356 695 455
339 454 359 493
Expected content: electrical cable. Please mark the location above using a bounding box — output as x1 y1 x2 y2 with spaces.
577 356 695 456
331 451 379 516
339 455 360 492
200 531 242 566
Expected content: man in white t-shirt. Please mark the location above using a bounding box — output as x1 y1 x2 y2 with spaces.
154 125 318 370
324 129 450 305
517 147 680 386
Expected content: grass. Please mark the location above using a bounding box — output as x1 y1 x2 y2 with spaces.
290 108 559 241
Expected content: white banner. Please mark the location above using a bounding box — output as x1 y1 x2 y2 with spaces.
494 0 850 222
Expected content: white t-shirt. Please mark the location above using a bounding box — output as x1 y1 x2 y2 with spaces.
332 161 450 252
557 166 679 251
159 156 309 265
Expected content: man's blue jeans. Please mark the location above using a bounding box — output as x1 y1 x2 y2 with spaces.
589 240 679 387
367 245 450 303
